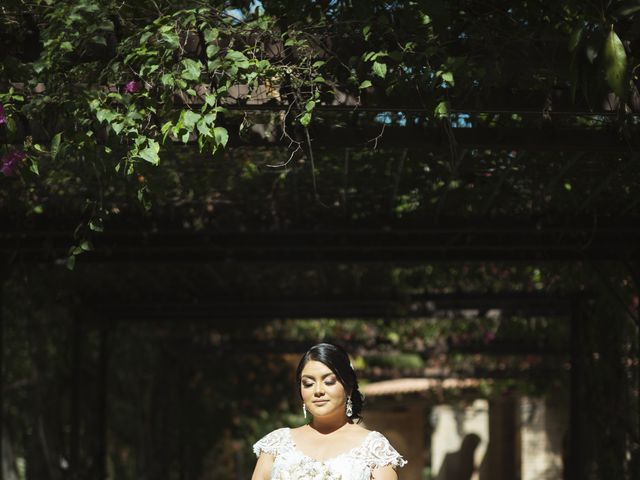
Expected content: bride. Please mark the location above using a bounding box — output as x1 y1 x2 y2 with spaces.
251 343 406 480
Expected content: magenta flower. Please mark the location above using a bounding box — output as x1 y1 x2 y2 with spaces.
1 150 26 176
483 331 496 344
0 104 6 124
123 80 141 94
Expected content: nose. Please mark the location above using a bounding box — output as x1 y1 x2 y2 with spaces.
314 383 325 397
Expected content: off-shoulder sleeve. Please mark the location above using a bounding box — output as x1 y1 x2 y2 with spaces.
365 432 408 469
252 428 289 457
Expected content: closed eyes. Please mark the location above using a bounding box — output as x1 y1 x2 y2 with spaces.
301 379 337 388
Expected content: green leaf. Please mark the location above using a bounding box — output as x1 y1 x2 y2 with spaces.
180 59 202 81
434 100 450 119
204 28 219 43
66 255 76 271
139 31 153 45
610 1 640 19
96 109 116 123
372 61 387 78
362 25 371 40
161 73 174 87
138 139 160 165
305 100 316 112
206 44 220 58
161 31 180 48
359 80 373 89
441 72 455 86
204 93 217 107
213 127 228 147
197 120 212 137
603 29 628 98
89 219 104 232
80 240 94 251
299 112 312 126
29 162 40 175
225 50 250 69
92 35 107 46
183 110 201 129
50 132 62 159
6 117 16 135
112 122 125 134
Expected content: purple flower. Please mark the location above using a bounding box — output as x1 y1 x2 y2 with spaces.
123 80 141 94
0 104 6 124
1 150 26 176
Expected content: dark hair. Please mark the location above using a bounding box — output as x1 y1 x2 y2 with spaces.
295 343 364 422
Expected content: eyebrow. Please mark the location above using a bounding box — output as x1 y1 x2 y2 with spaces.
301 373 335 380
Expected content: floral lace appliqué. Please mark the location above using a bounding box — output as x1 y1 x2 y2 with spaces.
253 428 406 480
274 458 343 480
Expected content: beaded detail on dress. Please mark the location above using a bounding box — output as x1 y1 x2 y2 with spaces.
253 428 407 480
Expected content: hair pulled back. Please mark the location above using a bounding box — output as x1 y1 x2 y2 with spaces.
295 343 364 422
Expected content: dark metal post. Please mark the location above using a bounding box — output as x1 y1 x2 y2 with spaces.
0 261 6 480
568 299 584 480
69 315 83 479
630 261 640 478
96 323 109 480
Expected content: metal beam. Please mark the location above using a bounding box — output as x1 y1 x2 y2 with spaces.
94 292 575 322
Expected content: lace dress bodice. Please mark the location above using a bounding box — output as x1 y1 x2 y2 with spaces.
253 427 407 480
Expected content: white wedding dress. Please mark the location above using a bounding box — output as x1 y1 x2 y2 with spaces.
253 427 407 480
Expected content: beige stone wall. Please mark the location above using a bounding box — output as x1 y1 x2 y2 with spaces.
520 397 566 480
363 404 425 480
363 393 567 480
431 399 489 480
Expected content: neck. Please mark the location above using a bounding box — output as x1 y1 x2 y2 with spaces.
309 415 350 435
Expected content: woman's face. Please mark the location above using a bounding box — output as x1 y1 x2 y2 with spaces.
300 360 348 419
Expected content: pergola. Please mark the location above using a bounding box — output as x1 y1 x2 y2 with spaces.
2 86 640 480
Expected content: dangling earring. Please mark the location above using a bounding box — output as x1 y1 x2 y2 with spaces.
346 395 353 418
303 403 307 419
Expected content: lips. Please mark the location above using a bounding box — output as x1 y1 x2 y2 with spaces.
313 400 329 405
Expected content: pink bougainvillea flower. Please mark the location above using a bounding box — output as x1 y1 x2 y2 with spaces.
123 80 141 94
1 150 26 176
0 104 6 124
483 331 496 344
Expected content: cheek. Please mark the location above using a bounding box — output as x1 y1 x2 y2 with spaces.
328 384 346 399
300 387 312 401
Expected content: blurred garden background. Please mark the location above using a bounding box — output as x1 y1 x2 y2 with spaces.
1 1 640 479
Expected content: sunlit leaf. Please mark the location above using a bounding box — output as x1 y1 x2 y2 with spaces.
299 112 312 126
603 29 628 98
372 61 387 78
50 132 62 159
213 127 228 147
434 100 450 119
180 59 202 81
138 139 160 165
